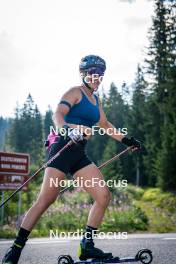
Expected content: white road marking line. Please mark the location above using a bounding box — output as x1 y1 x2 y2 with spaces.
0 240 70 245
163 238 176 240
1 235 176 245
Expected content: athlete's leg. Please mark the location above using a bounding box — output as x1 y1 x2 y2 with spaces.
74 163 112 260
2 167 65 264
74 163 111 228
21 167 65 230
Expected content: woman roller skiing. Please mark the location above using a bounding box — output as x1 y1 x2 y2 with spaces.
2 55 141 263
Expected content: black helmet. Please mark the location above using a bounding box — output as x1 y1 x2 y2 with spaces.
79 55 106 72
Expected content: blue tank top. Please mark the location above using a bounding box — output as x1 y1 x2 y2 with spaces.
64 90 100 128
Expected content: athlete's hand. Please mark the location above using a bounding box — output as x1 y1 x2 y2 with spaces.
121 136 141 150
68 128 84 143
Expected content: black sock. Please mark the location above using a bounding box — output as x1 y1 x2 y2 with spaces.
14 227 31 249
18 227 31 239
83 225 97 242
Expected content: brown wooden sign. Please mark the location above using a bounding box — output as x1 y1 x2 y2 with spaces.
0 152 29 175
0 174 29 191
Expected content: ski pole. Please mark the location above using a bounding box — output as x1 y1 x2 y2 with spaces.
59 146 133 195
0 140 74 208
98 146 133 169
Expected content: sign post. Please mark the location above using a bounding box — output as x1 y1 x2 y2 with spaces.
1 191 4 225
0 152 30 225
0 152 30 190
0 152 29 176
18 191 22 221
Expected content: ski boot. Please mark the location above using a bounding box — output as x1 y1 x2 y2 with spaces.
2 237 27 264
78 239 113 261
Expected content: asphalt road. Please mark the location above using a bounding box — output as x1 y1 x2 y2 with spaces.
0 233 176 264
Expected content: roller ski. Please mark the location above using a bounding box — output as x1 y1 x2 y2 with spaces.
58 248 153 264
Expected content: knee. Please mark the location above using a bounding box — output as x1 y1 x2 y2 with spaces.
96 189 112 208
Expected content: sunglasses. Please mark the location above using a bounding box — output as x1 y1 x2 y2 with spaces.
86 67 105 76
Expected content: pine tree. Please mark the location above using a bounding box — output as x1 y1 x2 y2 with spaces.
44 106 54 139
144 0 176 190
87 90 109 164
143 95 160 186
99 83 136 184
155 1 176 191
101 138 123 193
131 65 148 186
31 105 44 165
8 104 23 152
0 117 10 151
7 94 44 165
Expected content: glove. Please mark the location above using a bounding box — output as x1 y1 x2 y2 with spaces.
67 127 84 143
121 136 141 149
62 125 84 143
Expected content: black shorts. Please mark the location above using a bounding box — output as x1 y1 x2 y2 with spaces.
47 136 92 175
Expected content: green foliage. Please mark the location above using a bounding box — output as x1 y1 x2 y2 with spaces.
6 95 44 165
124 184 145 200
136 187 176 233
143 0 176 190
102 138 123 187
2 187 149 237
1 186 176 238
0 117 11 150
153 1 176 191
142 188 161 201
0 228 16 238
44 106 54 139
142 187 176 212
98 83 136 185
102 205 148 232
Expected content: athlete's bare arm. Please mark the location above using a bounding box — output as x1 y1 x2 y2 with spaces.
53 87 81 128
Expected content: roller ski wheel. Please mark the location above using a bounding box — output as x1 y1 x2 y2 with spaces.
135 249 153 264
58 255 74 264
